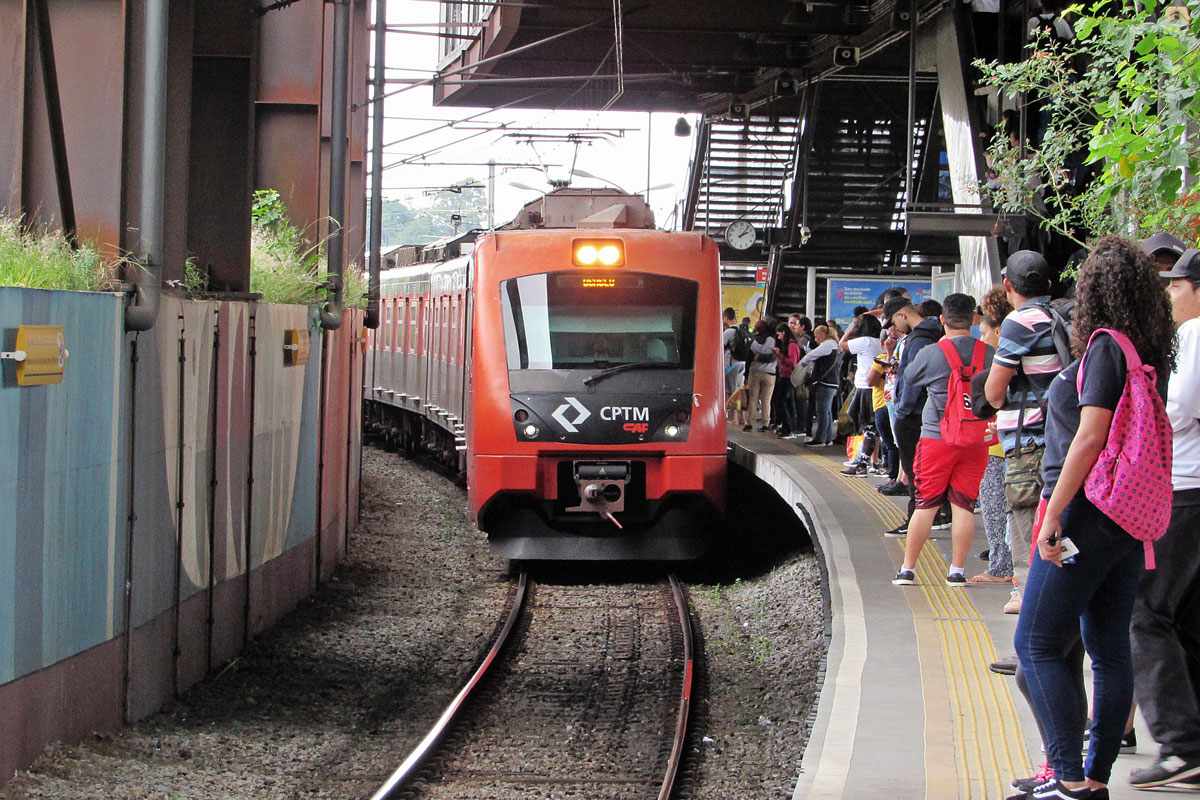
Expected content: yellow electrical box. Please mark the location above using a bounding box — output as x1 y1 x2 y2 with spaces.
13 325 68 386
283 329 309 366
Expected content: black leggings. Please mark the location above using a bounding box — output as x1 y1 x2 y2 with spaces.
847 387 875 435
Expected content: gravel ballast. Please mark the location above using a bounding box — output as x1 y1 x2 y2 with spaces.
4 451 827 800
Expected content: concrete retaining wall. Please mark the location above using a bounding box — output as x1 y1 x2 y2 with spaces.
0 289 362 783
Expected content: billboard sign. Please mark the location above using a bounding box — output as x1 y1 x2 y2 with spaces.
825 277 932 325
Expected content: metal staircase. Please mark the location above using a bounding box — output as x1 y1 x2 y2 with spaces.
683 82 960 316
683 116 800 247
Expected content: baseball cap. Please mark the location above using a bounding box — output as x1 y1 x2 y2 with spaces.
1141 231 1187 259
1161 248 1200 280
882 296 911 328
1001 250 1052 294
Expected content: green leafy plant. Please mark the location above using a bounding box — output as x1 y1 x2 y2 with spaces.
249 190 367 308
0 216 119 291
251 188 290 232
976 0 1200 250
181 256 207 295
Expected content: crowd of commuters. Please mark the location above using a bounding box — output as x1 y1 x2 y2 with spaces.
723 231 1200 798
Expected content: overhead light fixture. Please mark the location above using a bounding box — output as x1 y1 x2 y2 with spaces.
674 116 691 137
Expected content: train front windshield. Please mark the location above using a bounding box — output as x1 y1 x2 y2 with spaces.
500 272 698 371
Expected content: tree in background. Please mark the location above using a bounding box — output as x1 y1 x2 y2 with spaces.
977 0 1200 255
380 179 487 247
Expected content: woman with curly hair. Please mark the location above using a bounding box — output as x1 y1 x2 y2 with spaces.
1011 236 1176 800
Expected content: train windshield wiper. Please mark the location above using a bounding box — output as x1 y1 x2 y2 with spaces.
583 361 678 386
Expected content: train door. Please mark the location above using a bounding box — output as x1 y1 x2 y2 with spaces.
390 296 401 402
441 294 451 412
380 296 393 403
418 293 429 411
449 293 460 420
461 258 475 434
405 294 418 403
398 295 409 395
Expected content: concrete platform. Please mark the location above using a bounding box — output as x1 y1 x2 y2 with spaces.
729 431 1166 799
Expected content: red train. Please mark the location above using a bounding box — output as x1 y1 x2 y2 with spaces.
364 189 726 560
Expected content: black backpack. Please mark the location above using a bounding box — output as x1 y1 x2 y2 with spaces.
1038 298 1074 368
730 325 753 363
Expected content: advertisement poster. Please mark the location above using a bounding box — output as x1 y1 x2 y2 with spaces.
721 284 766 328
826 278 932 325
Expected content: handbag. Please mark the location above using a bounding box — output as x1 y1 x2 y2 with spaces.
1003 392 1043 510
790 362 812 393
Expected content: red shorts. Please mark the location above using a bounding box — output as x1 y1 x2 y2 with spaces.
913 437 989 510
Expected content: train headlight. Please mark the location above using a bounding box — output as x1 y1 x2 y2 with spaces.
597 243 622 266
573 239 624 267
664 424 680 438
575 243 599 265
522 424 539 439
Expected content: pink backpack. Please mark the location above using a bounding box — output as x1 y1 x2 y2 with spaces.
1076 329 1173 568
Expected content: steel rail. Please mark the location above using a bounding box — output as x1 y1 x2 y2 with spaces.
369 571 529 800
660 574 694 800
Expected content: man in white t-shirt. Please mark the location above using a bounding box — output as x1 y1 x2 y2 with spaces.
838 313 883 473
1130 248 1200 789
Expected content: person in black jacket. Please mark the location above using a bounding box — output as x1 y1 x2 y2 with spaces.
885 298 945 536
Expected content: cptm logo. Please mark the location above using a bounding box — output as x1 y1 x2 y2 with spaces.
551 396 592 433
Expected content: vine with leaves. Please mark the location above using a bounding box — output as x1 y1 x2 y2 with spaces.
976 0 1200 251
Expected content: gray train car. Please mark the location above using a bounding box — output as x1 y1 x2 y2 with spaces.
364 235 473 467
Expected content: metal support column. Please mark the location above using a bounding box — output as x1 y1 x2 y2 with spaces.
805 267 817 320
904 0 918 217
365 0 386 332
321 0 350 331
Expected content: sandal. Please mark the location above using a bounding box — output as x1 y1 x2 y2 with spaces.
967 573 1014 585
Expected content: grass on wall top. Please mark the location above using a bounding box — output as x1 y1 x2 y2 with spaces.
1 200 367 309
0 217 120 292
248 189 366 308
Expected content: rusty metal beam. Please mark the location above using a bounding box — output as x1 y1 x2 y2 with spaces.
360 14 613 110
31 0 77 245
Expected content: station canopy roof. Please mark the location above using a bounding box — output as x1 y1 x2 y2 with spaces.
431 0 913 112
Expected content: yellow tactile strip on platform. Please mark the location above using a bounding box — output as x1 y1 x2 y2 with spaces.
804 453 1033 800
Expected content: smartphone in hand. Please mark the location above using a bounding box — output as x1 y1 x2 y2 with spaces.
1059 537 1080 565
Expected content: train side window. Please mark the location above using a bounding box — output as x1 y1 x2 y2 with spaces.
442 296 450 362
418 297 425 355
399 299 408 354
409 299 417 354
432 298 440 360
457 293 466 365
449 296 458 365
384 299 392 351
384 298 393 352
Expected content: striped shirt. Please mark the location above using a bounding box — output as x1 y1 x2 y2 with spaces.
995 296 1064 451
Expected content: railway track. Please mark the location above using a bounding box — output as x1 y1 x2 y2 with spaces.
370 572 695 800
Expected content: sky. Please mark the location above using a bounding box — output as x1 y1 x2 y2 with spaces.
372 0 700 232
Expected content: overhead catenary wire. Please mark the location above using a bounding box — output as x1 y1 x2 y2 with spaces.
381 89 550 151
600 0 625 111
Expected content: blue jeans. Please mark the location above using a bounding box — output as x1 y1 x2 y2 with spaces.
725 361 745 398
812 384 837 444
1014 495 1142 783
